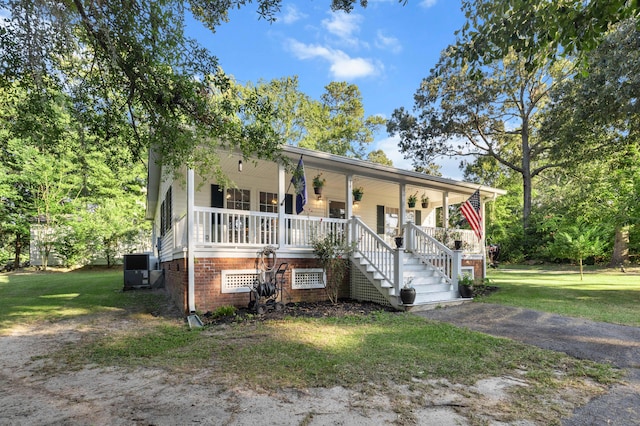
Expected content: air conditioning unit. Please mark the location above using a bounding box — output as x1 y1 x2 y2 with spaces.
123 253 163 290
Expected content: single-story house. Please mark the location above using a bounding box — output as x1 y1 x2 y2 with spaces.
146 145 505 314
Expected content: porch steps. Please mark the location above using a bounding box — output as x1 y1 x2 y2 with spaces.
351 250 461 310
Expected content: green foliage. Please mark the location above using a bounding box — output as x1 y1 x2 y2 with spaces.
311 232 356 303
298 82 385 158
547 224 606 280
210 305 237 318
458 273 474 287
455 0 639 70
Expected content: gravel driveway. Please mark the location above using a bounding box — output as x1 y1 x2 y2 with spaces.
416 303 640 425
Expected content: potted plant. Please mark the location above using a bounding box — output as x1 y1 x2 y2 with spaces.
421 193 429 208
458 273 474 298
407 191 418 208
312 173 325 196
400 276 416 304
394 232 404 248
353 186 364 202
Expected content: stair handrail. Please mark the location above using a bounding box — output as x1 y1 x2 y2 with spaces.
406 222 461 289
350 216 396 289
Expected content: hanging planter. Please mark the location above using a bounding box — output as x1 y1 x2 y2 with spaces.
407 191 417 208
353 186 364 202
421 193 429 208
313 173 325 196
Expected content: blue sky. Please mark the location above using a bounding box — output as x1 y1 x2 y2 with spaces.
187 1 466 178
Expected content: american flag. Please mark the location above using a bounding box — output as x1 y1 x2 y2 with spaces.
461 190 482 241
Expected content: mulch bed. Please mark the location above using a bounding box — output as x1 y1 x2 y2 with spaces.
201 299 397 326
200 286 500 327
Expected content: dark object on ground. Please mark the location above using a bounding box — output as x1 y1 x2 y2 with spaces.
487 244 500 268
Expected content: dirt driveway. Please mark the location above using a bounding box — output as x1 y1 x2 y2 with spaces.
0 299 636 425
417 303 640 425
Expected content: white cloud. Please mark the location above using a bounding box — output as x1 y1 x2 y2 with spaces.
322 11 362 40
375 30 402 53
374 135 413 171
280 4 307 24
286 39 379 79
373 135 465 179
420 0 437 8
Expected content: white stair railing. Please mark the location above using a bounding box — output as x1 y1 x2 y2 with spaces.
406 222 461 292
351 216 398 291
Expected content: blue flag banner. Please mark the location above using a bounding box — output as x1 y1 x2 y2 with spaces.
291 157 307 214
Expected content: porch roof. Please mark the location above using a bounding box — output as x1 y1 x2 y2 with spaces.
282 146 506 199
145 144 506 219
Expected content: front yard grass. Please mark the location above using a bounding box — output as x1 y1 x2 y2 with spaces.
483 265 640 326
1 268 625 424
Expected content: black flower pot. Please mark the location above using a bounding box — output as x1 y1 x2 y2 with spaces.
313 186 323 196
454 240 463 250
394 237 404 248
400 287 416 305
459 284 473 298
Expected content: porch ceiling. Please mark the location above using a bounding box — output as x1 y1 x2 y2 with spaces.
280 146 506 203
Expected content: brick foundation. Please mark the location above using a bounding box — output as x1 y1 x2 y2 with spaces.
163 256 483 315
162 256 349 315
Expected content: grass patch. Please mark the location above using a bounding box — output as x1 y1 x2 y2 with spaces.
483 266 640 326
0 269 167 334
56 311 619 390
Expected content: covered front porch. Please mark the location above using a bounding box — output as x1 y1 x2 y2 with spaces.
149 145 504 312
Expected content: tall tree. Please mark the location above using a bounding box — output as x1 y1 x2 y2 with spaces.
455 0 639 69
0 1 383 177
542 18 640 264
387 48 571 251
299 82 385 158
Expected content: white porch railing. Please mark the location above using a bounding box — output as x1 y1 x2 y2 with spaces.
420 226 482 254
351 217 395 287
170 207 349 248
284 215 348 247
406 223 461 289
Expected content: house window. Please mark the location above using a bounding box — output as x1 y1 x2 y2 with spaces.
259 192 279 213
329 201 346 219
226 188 250 211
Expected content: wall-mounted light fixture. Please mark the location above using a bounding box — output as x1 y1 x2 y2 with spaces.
238 160 243 172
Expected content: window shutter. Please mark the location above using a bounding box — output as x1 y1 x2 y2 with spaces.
211 184 224 208
376 205 385 234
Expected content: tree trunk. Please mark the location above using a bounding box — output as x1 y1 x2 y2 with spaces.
521 118 533 258
12 234 22 269
609 225 629 267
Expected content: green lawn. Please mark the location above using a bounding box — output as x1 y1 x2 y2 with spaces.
0 267 625 424
0 269 164 333
483 265 640 326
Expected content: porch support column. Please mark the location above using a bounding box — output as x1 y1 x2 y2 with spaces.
187 168 196 313
277 164 286 248
442 191 449 228
346 174 354 219
399 184 407 233
481 197 487 278
452 249 462 296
